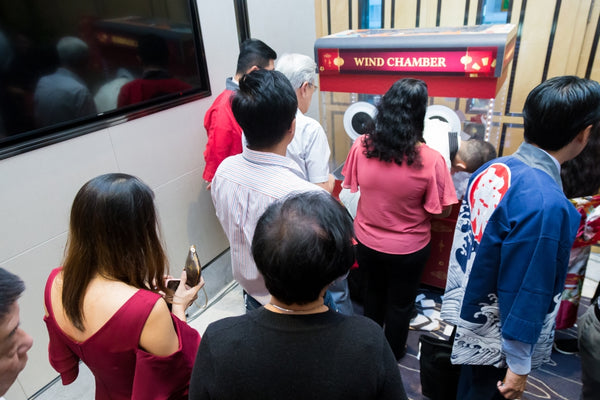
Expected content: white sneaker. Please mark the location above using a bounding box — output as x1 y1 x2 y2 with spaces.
410 313 440 331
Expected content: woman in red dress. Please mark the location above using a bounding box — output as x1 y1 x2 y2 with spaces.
44 173 204 399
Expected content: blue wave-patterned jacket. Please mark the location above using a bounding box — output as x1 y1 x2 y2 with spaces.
440 142 580 369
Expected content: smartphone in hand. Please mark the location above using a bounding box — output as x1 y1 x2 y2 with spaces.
166 278 181 292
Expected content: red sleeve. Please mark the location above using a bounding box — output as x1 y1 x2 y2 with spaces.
117 82 132 107
44 268 80 385
46 323 80 384
341 138 363 193
202 91 242 181
131 315 201 399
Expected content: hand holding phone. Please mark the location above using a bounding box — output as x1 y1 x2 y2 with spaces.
167 270 205 321
165 245 202 294
164 245 204 315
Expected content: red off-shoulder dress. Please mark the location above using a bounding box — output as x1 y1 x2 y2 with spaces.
44 267 200 400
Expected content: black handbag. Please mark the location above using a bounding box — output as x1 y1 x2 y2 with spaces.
419 334 461 400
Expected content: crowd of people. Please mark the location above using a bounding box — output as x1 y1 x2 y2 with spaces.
1 37 600 400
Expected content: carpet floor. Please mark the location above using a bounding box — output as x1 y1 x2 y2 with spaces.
391 289 586 400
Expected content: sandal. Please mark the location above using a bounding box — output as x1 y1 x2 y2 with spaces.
410 314 440 331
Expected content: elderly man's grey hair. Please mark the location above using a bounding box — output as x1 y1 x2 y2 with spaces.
275 53 317 90
57 36 89 68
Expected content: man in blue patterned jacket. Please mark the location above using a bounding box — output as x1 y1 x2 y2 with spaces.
441 76 600 400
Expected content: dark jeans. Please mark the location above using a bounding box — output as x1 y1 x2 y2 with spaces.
243 291 262 313
457 364 507 400
356 241 430 360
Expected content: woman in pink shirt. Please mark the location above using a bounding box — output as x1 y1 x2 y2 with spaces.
343 79 457 359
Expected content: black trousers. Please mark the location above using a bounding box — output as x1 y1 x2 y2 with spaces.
457 364 508 400
356 241 430 360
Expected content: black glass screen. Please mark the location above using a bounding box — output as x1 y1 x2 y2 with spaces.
0 0 210 158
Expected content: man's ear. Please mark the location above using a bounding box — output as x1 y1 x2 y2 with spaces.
245 65 260 74
295 82 309 99
452 160 468 172
578 124 593 146
288 118 296 137
451 152 468 173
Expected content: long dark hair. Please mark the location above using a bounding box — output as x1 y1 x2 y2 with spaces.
62 173 168 331
364 78 428 166
561 122 600 198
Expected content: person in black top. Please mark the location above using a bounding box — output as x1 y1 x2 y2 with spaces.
189 191 407 400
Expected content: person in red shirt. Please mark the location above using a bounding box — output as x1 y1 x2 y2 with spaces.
117 34 192 107
202 39 276 186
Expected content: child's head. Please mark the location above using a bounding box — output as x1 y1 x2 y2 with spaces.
452 139 497 173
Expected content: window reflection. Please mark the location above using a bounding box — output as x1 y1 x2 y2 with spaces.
34 37 97 127
0 0 209 151
481 0 510 24
359 0 383 29
116 33 192 108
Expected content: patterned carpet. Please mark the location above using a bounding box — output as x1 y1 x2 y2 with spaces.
395 289 586 400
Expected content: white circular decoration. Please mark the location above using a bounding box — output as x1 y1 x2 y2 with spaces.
343 101 377 141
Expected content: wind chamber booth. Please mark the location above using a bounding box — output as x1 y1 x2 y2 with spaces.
315 24 516 288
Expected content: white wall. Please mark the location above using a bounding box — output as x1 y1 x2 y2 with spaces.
1 0 239 397
247 0 320 119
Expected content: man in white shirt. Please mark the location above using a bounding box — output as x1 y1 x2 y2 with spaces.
276 54 354 314
211 69 324 312
276 53 334 192
34 36 96 127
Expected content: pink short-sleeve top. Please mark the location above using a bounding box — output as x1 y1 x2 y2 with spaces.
342 138 457 254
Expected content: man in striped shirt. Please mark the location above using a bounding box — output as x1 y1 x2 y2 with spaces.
211 69 324 312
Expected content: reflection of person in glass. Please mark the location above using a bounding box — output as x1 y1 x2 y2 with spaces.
117 34 191 107
33 37 97 127
0 30 13 137
0 32 38 137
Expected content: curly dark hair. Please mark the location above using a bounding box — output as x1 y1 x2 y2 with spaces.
561 121 600 198
363 78 428 166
